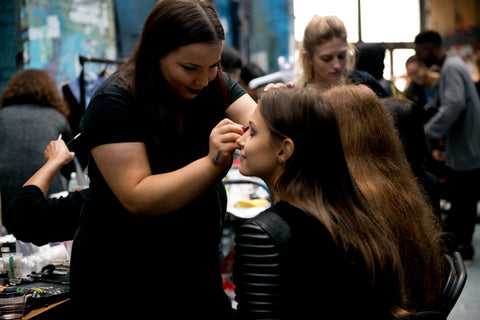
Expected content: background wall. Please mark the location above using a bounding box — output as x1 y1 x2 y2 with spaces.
427 0 480 80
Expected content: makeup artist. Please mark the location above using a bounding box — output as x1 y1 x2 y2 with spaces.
70 0 255 318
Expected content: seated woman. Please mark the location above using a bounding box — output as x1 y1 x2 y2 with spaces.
233 86 444 319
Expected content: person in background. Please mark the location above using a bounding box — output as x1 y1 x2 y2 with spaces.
355 42 404 98
239 62 266 102
0 69 73 218
5 138 83 246
221 45 243 82
72 0 256 318
415 30 480 261
296 15 387 97
324 84 444 313
404 55 440 123
233 86 444 319
404 54 446 187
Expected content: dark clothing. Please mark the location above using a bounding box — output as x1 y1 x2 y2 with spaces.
5 185 84 246
443 168 480 259
404 81 440 124
0 105 73 216
72 72 245 319
347 69 389 98
233 201 390 320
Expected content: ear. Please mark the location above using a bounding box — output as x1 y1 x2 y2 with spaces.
302 50 312 65
276 138 295 164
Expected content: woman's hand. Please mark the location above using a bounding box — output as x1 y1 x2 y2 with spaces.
208 118 244 169
263 82 295 92
44 138 75 166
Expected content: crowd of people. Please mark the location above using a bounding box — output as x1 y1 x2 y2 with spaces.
0 0 479 318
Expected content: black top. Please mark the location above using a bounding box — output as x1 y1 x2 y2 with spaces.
234 201 391 320
5 185 84 246
72 72 246 318
347 69 389 98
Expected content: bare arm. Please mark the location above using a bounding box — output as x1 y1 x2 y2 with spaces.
92 118 244 217
226 93 257 126
24 138 75 197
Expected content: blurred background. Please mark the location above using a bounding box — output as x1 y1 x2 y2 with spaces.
1 0 479 94
0 1 480 319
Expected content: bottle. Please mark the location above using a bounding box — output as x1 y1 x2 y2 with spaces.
68 172 78 192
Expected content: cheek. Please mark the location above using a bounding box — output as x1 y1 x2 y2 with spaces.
240 141 277 178
208 68 218 82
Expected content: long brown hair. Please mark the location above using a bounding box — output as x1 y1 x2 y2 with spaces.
259 87 406 315
115 0 228 170
0 69 69 117
325 84 444 314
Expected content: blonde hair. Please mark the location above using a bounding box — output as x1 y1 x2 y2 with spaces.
325 84 445 315
297 15 356 87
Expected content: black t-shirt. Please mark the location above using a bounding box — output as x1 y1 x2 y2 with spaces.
72 72 246 318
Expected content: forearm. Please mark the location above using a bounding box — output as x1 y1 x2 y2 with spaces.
124 155 225 216
94 120 242 217
23 159 65 197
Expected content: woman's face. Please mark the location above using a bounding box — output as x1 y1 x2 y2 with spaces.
159 41 223 100
236 107 283 186
307 37 348 87
406 61 427 86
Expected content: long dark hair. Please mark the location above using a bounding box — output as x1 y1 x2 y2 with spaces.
259 87 406 315
117 0 228 170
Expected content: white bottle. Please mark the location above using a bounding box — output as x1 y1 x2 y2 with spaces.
68 172 78 192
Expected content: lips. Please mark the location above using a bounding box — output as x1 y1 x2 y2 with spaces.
187 87 203 95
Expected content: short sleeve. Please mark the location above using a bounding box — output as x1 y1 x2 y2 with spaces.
223 72 247 104
80 75 145 150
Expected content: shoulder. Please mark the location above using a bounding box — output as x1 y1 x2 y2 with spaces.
347 70 388 98
442 55 469 74
236 202 308 250
222 72 246 102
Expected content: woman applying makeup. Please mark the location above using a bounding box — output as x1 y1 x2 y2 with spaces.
71 0 256 318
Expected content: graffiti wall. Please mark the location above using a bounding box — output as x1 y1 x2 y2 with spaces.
22 0 117 85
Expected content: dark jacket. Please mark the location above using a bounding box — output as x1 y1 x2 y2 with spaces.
233 201 390 320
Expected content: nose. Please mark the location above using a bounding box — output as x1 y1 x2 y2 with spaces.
331 57 341 70
236 132 246 148
194 70 210 88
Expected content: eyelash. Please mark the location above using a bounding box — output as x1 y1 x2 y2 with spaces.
182 64 219 71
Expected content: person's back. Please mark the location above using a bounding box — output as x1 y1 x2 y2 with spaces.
0 69 73 215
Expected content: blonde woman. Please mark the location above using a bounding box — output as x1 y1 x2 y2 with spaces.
297 15 387 97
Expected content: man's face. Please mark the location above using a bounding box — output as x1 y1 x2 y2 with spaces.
414 43 436 67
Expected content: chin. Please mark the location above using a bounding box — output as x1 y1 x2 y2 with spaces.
238 166 251 177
